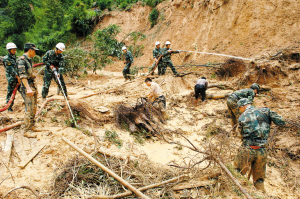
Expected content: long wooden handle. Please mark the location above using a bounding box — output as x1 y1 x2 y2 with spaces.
148 55 163 76
62 137 150 199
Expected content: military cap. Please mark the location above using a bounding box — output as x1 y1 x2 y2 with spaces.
237 98 251 107
24 43 39 51
250 83 260 91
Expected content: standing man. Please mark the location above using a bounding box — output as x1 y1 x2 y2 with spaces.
3 43 21 112
152 41 163 75
145 78 166 110
41 43 67 100
161 41 179 76
17 43 39 138
194 77 208 108
122 46 134 81
227 83 260 126
234 98 286 192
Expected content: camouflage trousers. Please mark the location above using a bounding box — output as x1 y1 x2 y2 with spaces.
233 146 267 192
151 61 164 75
123 62 132 79
19 82 38 130
227 96 241 126
5 74 19 110
161 61 178 75
42 69 67 98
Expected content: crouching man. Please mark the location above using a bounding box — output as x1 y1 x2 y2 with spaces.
233 98 286 192
144 78 166 111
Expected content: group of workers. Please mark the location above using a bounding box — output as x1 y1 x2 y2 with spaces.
142 41 287 193
3 42 67 138
3 40 288 193
121 41 180 80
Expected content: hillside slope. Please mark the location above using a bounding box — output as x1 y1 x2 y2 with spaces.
96 0 300 67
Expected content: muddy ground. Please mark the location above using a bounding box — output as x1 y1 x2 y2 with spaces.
1 0 300 198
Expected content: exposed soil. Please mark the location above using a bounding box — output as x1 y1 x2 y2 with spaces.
1 0 300 198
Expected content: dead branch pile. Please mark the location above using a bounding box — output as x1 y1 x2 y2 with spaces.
50 154 183 198
66 100 113 124
216 59 247 78
270 48 300 63
114 99 165 135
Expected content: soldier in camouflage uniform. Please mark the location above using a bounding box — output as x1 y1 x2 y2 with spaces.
227 83 260 126
233 98 286 192
151 41 164 75
161 41 179 76
17 43 39 138
122 46 134 81
3 43 21 112
41 43 67 100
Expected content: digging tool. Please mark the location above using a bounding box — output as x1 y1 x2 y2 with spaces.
176 50 253 61
52 66 78 127
148 55 162 76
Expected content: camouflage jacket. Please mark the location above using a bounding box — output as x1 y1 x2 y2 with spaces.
124 51 134 63
42 50 65 70
153 47 162 59
17 55 35 83
238 106 286 147
3 54 18 77
232 88 255 102
161 48 179 62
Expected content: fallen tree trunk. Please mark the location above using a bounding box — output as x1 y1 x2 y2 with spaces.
62 137 150 199
88 175 189 199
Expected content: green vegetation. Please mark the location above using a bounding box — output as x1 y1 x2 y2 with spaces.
104 130 123 148
149 8 159 27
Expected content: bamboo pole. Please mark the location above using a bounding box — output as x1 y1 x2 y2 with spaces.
88 175 188 199
214 157 253 199
62 137 150 199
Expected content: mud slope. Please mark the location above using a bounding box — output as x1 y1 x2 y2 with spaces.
97 0 300 67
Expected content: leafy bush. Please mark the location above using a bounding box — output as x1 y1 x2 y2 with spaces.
64 48 89 77
144 0 164 8
149 8 159 27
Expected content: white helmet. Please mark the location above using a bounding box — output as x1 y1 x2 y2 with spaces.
56 43 65 51
122 46 127 50
6 43 17 50
165 41 171 45
155 41 160 46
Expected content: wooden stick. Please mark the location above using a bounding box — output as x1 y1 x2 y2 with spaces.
62 137 150 199
148 55 162 76
214 157 253 199
3 185 41 198
18 143 46 169
88 175 188 199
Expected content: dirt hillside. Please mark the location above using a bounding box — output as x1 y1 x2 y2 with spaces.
0 0 300 198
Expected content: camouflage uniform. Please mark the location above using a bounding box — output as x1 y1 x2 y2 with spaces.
17 55 38 130
123 51 134 80
3 53 19 111
41 50 67 98
161 48 179 75
227 88 255 125
234 105 286 192
151 47 163 75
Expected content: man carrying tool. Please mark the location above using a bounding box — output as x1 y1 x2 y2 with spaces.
145 78 166 110
17 43 39 138
122 46 134 81
227 83 260 126
151 41 163 75
233 98 286 192
41 43 67 100
3 43 21 112
194 77 208 108
161 41 179 76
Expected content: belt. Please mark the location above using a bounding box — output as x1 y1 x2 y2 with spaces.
250 146 261 149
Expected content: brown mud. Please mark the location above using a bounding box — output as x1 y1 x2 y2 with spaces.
1 0 300 198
